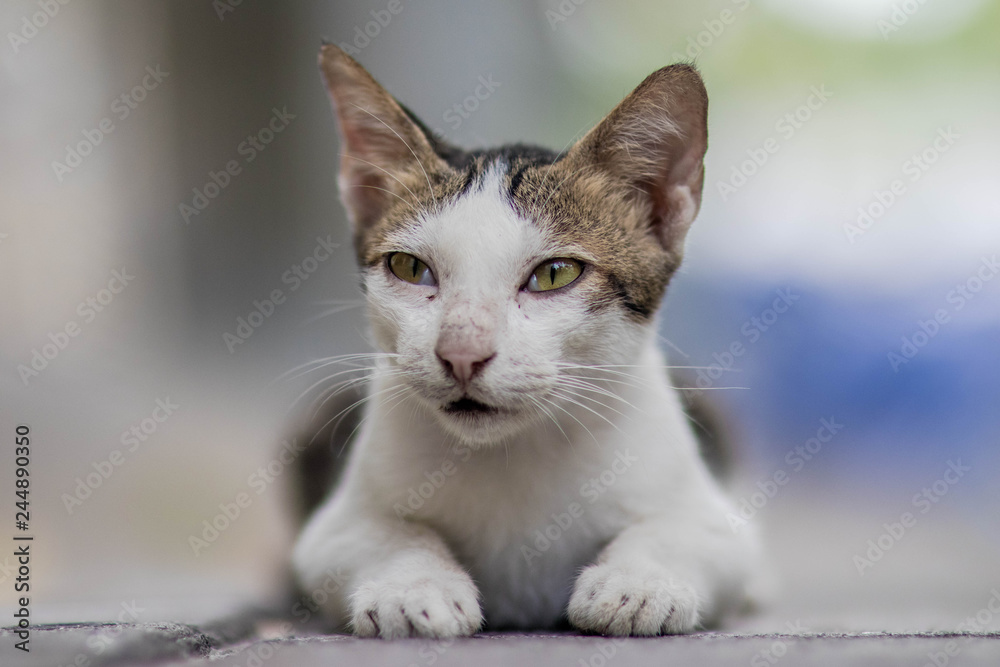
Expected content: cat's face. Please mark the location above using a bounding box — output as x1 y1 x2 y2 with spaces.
320 45 708 445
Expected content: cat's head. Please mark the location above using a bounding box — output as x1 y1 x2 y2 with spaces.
319 44 707 446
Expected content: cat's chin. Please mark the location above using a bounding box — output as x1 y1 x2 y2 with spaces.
433 399 529 447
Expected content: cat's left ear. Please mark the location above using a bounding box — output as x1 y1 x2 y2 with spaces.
565 65 708 254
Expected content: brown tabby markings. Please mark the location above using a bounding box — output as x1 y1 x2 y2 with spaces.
321 44 703 320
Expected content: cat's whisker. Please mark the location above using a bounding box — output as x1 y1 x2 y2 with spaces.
671 386 750 391
336 384 415 456
656 333 691 360
302 301 366 326
287 363 404 423
555 377 642 413
538 394 597 446
313 298 364 305
552 384 631 420
276 352 400 385
270 352 397 386
307 374 378 417
309 368 407 419
340 153 423 210
549 389 623 434
556 372 635 394
553 363 652 388
555 363 742 394
557 362 740 372
349 103 439 210
292 377 370 422
347 184 419 214
530 119 594 211
319 379 407 453
284 365 382 413
557 372 647 393
535 164 593 216
309 382 411 448
527 395 569 443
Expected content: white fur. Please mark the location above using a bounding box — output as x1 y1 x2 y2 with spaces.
292 168 759 636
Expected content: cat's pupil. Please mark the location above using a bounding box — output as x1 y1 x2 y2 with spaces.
410 257 418 279
550 264 557 286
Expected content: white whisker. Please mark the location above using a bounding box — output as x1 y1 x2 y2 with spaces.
302 301 366 326
340 152 423 210
549 389 622 434
539 394 597 446
272 352 399 384
552 384 630 420
349 103 439 209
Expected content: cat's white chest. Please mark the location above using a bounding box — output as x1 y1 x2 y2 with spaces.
383 422 641 628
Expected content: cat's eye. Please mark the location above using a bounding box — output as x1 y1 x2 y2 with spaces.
388 252 437 286
526 258 583 292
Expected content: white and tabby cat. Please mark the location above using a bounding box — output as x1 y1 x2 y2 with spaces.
291 44 760 638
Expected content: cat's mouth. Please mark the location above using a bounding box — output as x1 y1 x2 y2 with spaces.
436 394 524 444
442 397 500 416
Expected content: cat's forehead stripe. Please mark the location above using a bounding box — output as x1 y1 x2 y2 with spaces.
357 150 674 320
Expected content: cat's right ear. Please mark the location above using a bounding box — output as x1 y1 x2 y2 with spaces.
318 44 449 234
563 64 709 258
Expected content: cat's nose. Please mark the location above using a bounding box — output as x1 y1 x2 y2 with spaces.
435 343 495 386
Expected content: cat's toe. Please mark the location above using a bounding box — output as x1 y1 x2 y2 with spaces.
350 572 481 639
568 564 700 636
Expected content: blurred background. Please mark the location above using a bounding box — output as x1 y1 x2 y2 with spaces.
1 0 997 631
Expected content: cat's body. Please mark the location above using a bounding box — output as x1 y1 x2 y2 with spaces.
291 44 760 638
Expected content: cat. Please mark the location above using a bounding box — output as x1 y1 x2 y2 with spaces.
290 43 761 639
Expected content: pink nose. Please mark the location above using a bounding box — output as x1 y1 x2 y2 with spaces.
435 344 495 385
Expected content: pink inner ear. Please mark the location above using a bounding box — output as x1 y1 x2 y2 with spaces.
340 121 371 159
339 166 388 229
629 133 705 251
565 65 707 254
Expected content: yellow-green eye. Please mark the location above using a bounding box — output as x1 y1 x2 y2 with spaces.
388 252 436 286
526 258 583 292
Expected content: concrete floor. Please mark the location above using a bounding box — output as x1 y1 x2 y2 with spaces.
5 494 1000 666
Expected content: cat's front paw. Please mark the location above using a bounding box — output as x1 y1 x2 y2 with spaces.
350 569 482 639
568 563 701 636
